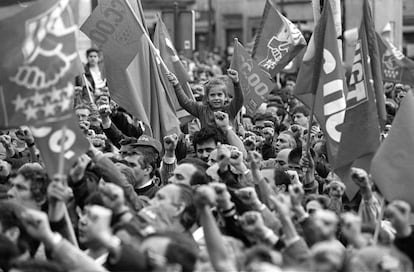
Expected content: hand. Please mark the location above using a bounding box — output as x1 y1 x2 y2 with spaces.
285 170 300 185
0 160 11 177
236 187 262 210
194 185 217 209
244 136 257 151
69 154 91 183
247 151 262 171
98 104 112 119
227 69 239 83
99 181 126 214
86 205 113 245
0 135 12 146
350 167 370 188
239 211 266 234
163 133 178 155
216 143 230 171
166 72 179 86
16 128 35 145
288 183 304 207
79 120 90 132
269 194 292 217
47 176 73 222
214 111 230 131
229 149 243 167
209 182 233 211
20 209 54 244
48 176 72 203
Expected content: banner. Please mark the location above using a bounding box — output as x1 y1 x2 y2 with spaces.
153 17 194 122
0 0 88 175
294 0 347 165
32 117 90 177
371 91 414 208
377 33 414 86
230 39 275 116
81 0 180 140
0 0 81 128
361 0 386 127
252 0 306 78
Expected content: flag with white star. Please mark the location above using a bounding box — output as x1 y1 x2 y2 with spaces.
0 0 81 129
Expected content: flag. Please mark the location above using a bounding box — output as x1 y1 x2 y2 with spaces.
252 0 306 77
0 0 89 175
31 117 90 177
371 91 414 208
81 0 180 140
377 33 414 86
0 0 81 128
230 39 275 116
362 0 387 127
153 17 194 123
334 29 381 199
294 0 347 165
334 18 381 170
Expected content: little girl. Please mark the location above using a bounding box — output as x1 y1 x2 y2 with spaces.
167 69 243 129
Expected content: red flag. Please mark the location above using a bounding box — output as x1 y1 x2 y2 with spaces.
294 0 347 165
31 117 90 177
371 91 414 208
334 23 381 170
377 33 414 86
230 39 275 116
153 17 194 122
0 0 81 128
252 0 306 77
362 0 387 127
81 0 180 140
0 0 88 175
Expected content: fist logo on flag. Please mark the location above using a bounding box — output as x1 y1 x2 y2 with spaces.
11 0 77 91
382 50 402 80
0 0 81 128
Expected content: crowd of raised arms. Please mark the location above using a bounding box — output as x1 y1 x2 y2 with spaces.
0 47 413 272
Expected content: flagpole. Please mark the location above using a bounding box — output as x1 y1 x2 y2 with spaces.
305 94 316 155
57 126 79 248
124 0 170 74
81 74 95 104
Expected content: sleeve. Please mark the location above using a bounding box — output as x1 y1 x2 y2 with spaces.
110 111 144 139
106 243 147 271
281 237 310 267
173 83 202 118
50 238 108 272
102 122 125 149
227 82 244 121
160 156 177 185
94 154 146 212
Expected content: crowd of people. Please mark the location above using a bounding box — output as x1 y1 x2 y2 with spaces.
0 46 413 272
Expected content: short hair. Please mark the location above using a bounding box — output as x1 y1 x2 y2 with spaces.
253 112 276 124
192 126 225 151
202 76 229 105
17 164 50 204
133 146 160 177
279 130 297 150
287 146 302 165
177 157 209 171
273 169 291 190
304 194 330 209
86 48 99 57
74 104 91 113
175 184 197 230
292 105 310 117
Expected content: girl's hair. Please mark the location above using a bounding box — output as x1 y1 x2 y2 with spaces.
202 76 231 105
